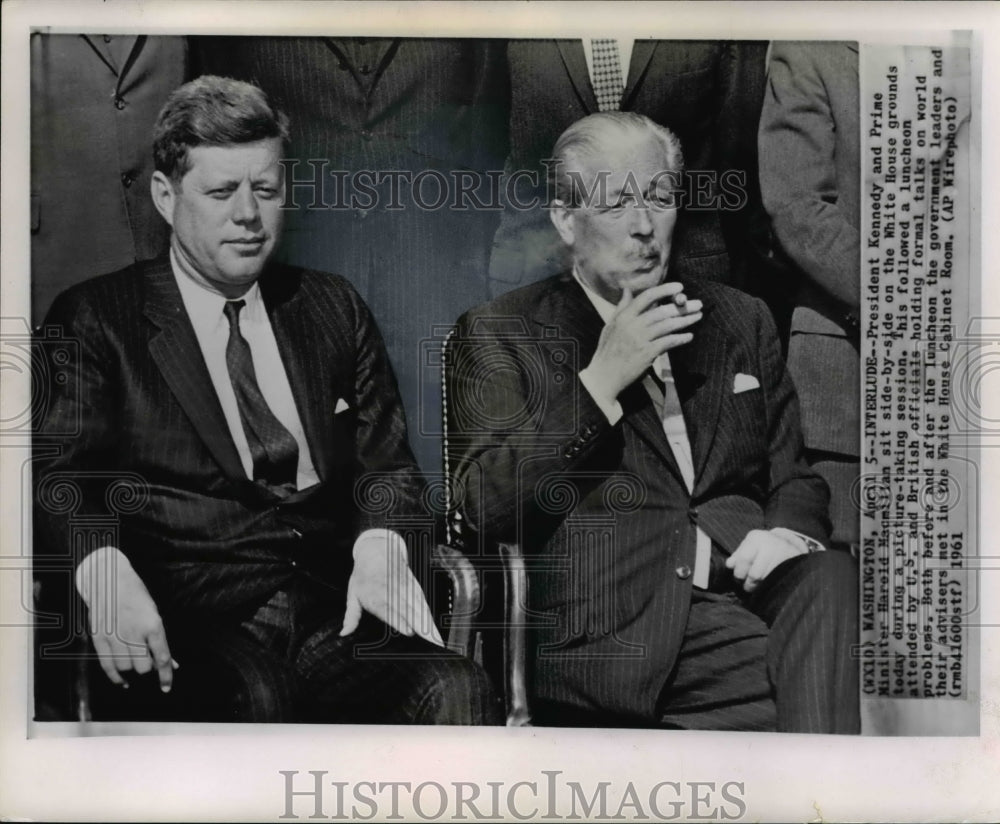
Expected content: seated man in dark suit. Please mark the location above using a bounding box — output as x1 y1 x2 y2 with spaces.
34 75 497 724
447 112 858 733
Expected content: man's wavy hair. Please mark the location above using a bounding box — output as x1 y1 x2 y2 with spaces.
547 111 684 208
152 75 290 183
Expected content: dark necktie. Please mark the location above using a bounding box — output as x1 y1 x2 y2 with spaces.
223 300 299 493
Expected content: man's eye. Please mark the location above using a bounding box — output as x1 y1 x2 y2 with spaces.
650 193 678 209
255 187 278 199
594 203 624 216
207 189 232 200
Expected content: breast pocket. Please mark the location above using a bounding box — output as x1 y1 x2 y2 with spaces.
721 378 769 469
329 401 357 450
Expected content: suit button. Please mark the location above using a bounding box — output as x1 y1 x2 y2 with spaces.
360 64 372 75
361 129 373 141
675 565 692 580
689 507 699 521
103 35 113 43
121 172 135 188
290 559 298 568
114 96 126 110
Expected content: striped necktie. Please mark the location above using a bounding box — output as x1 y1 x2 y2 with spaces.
223 299 299 494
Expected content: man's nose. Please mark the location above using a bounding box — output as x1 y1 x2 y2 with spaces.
628 204 654 236
231 184 260 224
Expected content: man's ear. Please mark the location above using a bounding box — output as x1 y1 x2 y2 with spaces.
549 199 576 247
150 171 176 228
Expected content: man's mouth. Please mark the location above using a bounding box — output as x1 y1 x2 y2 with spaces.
227 237 266 251
634 253 661 272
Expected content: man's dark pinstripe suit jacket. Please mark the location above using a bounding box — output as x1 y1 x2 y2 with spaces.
34 257 425 621
447 272 831 720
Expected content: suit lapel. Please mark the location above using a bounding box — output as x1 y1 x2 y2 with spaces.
623 40 657 106
556 40 599 113
621 382 686 485
142 259 248 485
668 283 727 487
79 35 143 92
323 37 399 98
80 35 118 76
538 273 603 356
114 36 145 96
260 270 335 482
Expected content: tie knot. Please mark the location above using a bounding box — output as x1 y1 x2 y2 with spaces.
223 299 246 327
651 355 674 385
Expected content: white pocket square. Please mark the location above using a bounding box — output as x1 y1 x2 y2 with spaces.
334 398 350 414
733 373 760 393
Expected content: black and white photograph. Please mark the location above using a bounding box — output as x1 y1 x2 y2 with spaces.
1 1 997 821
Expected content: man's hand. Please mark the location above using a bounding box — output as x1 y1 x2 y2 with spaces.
585 283 703 403
75 547 176 692
340 535 444 647
725 529 807 593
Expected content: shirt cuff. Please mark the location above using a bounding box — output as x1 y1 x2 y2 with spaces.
771 527 826 554
578 367 623 425
353 528 409 561
74 545 128 598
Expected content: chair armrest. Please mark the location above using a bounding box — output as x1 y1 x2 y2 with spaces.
498 542 532 727
33 572 93 722
430 543 481 659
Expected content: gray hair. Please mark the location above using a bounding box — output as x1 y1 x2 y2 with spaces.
547 111 684 207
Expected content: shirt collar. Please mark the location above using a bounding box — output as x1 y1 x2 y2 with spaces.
170 248 265 334
571 266 618 325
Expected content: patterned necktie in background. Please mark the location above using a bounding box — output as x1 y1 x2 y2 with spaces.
590 38 624 112
223 300 299 493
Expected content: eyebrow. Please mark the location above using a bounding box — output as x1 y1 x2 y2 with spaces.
200 171 280 188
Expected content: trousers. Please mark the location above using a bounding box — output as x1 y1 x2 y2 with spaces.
657 549 860 733
535 551 859 733
89 574 501 725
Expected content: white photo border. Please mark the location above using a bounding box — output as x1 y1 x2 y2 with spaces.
2 2 999 821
